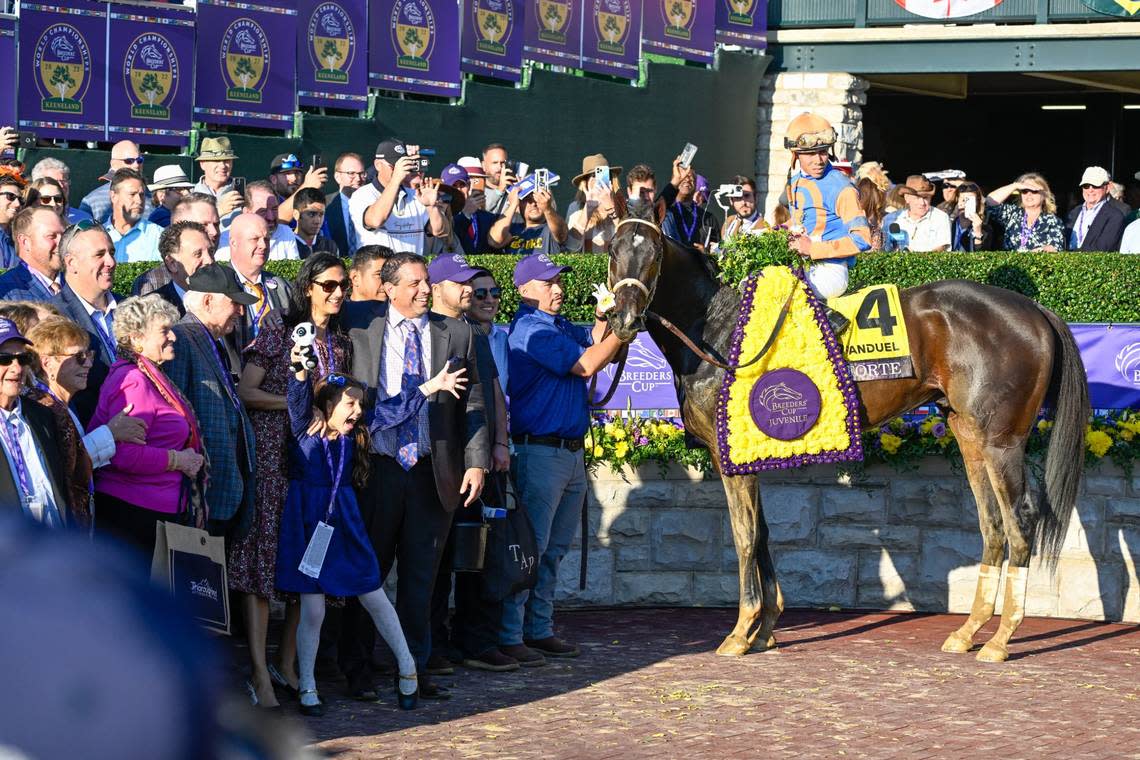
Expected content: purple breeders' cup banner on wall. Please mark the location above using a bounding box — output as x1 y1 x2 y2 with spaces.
581 0 642 78
590 324 1140 413
715 0 765 48
298 0 369 108
0 16 15 128
369 0 461 97
748 368 822 440
107 3 195 147
523 0 582 67
642 0 714 63
18 0 107 141
194 0 298 130
461 0 525 82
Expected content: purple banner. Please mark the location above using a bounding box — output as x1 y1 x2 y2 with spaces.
589 324 1140 412
369 0 461 97
714 0 765 48
107 3 195 147
0 16 15 128
17 0 108 141
298 0 369 109
641 0 715 63
523 0 582 67
461 0 525 82
581 0 642 78
194 0 298 130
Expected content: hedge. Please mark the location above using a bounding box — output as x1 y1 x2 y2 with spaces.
102 250 1140 324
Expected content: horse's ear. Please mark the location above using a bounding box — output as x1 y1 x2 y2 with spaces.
653 197 667 226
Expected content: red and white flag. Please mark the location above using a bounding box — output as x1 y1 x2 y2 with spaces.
894 0 1003 18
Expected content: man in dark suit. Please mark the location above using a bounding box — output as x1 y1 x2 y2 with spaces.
0 207 66 302
323 152 367 256
52 223 118 426
1066 166 1127 252
338 251 488 701
0 318 79 528
162 264 257 538
223 213 292 367
149 221 215 317
133 192 224 297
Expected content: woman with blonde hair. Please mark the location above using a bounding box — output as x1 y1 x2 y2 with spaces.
985 172 1066 251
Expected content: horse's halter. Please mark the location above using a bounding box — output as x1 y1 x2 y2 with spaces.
608 217 663 308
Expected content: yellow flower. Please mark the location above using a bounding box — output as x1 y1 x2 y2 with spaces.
592 445 604 458
611 427 627 442
920 419 934 435
1119 428 1134 442
1037 419 1053 434
1086 430 1113 458
1119 420 1140 435
614 441 629 459
879 433 903 454
890 417 906 433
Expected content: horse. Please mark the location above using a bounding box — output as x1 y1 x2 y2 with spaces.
603 202 1090 663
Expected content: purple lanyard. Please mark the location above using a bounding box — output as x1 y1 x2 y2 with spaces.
1018 213 1038 251
194 318 240 409
674 202 699 241
321 435 347 520
0 410 33 499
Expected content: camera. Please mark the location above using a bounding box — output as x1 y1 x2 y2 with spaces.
717 183 744 198
290 322 318 372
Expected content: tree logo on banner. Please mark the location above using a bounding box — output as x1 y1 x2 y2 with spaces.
662 0 695 40
1081 0 1140 16
309 3 355 83
725 0 757 26
893 0 1003 18
595 0 631 55
537 0 573 44
392 0 435 71
473 0 513 56
220 18 270 103
124 33 179 120
33 23 91 114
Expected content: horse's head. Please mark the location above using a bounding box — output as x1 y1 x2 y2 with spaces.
607 200 666 343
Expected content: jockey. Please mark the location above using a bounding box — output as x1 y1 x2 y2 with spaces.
783 113 871 308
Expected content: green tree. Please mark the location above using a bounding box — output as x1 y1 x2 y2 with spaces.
49 65 76 100
669 0 684 23
139 72 165 105
483 13 502 33
402 27 423 56
234 57 256 89
320 39 340 70
604 15 620 42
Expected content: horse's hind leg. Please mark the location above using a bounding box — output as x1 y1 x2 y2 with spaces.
942 415 1007 653
717 474 765 656
753 504 783 651
976 445 1034 663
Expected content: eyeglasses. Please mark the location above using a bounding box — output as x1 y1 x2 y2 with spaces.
335 170 368 178
38 194 65 206
0 352 33 367
0 191 21 203
118 156 145 166
312 278 350 294
473 287 502 300
1079 183 1105 190
53 348 93 364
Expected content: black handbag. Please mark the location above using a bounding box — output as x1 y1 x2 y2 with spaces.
480 472 539 602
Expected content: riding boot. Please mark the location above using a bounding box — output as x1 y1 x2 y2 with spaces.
824 306 850 337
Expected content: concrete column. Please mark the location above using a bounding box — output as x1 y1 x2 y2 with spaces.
755 72 869 218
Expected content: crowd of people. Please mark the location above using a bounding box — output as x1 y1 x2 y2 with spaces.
0 117 1136 721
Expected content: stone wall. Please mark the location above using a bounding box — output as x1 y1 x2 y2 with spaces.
555 459 1140 623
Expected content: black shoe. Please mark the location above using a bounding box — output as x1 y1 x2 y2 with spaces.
267 664 299 700
394 673 419 710
346 675 380 702
825 306 850 336
298 690 326 717
417 676 451 701
426 652 455 676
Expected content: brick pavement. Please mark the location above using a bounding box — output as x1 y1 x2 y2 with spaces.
293 609 1140 759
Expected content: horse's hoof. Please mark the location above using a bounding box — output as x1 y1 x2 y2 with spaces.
940 631 973 654
715 634 752 657
976 641 1009 663
752 635 778 652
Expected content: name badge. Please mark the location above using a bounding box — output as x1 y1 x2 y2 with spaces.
299 521 335 578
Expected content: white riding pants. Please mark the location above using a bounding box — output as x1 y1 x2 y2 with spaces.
806 261 849 301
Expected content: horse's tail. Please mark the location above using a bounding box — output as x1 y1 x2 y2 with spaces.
1035 306 1090 568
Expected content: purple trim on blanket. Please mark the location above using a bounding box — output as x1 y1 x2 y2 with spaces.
716 266 864 474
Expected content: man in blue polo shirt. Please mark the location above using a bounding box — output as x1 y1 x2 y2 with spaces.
501 253 623 664
104 168 163 262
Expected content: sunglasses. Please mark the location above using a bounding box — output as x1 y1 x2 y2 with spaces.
312 278 350 294
71 219 98 231
0 191 21 203
119 156 145 166
38 194 65 206
0 351 33 367
54 348 93 364
473 287 502 300
1018 188 1043 195
1079 183 1105 190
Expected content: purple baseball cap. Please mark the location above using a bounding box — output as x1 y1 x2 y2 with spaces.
513 253 571 287
695 174 710 197
440 163 469 187
0 318 32 348
428 253 488 284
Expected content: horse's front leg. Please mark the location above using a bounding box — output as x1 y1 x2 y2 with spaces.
716 474 766 656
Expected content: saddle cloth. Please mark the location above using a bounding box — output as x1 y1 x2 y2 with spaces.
827 284 915 382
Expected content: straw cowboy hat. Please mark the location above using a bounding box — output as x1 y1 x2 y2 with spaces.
197 136 238 162
148 165 195 192
572 153 622 186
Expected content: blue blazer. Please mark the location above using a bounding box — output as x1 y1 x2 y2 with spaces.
51 283 115 427
0 264 59 302
163 313 256 530
323 191 351 257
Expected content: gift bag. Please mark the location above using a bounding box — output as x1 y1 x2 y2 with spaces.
481 473 539 602
151 521 230 635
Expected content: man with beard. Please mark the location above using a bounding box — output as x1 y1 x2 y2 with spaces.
79 140 152 225
104 169 163 262
0 207 65 301
719 176 768 239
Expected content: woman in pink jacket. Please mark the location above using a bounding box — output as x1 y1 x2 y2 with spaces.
90 294 207 557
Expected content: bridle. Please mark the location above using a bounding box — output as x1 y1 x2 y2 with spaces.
608 217 662 304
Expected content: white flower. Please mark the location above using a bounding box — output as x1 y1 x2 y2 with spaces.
592 282 616 313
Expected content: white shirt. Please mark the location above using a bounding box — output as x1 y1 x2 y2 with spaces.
26 263 62 295
214 223 299 261
380 310 432 399
895 207 951 251
69 409 115 469
348 181 430 254
0 400 62 525
1121 218 1140 254
1072 200 1106 248
76 291 118 359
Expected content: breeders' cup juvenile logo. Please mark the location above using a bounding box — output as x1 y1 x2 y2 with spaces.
309 3 355 84
595 0 631 55
537 0 573 44
124 33 179 120
392 0 435 72
473 0 513 56
724 0 755 25
34 24 91 114
1117 341 1140 386
749 368 822 441
662 0 695 40
221 18 270 104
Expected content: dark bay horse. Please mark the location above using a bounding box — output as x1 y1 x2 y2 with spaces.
604 204 1089 662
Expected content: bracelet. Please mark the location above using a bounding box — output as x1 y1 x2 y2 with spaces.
494 441 509 449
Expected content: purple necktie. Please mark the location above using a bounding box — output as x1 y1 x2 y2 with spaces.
396 321 424 471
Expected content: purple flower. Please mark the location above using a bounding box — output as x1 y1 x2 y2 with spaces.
638 436 649 445
931 422 947 438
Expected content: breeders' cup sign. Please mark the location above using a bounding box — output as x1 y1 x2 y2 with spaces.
581 0 641 78
642 0 714 63
748 368 821 441
462 0 524 81
222 18 270 103
591 334 680 410
299 0 367 108
370 0 460 96
715 0 766 48
0 17 14 128
523 0 581 67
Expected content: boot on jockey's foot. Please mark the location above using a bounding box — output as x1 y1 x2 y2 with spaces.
824 306 849 337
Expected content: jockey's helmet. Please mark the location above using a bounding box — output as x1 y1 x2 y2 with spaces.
784 113 837 153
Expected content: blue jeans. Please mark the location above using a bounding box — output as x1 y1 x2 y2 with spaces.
500 443 587 645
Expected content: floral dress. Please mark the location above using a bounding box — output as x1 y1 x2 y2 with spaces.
227 321 351 600
987 203 1066 251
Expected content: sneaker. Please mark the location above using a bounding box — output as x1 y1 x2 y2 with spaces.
463 648 521 672
524 636 580 658
426 652 456 676
499 644 547 667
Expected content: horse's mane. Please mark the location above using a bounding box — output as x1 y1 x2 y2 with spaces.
623 199 723 285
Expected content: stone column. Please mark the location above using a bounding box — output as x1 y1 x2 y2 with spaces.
754 72 869 218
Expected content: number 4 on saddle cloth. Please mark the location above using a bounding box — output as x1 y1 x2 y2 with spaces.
715 267 912 474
